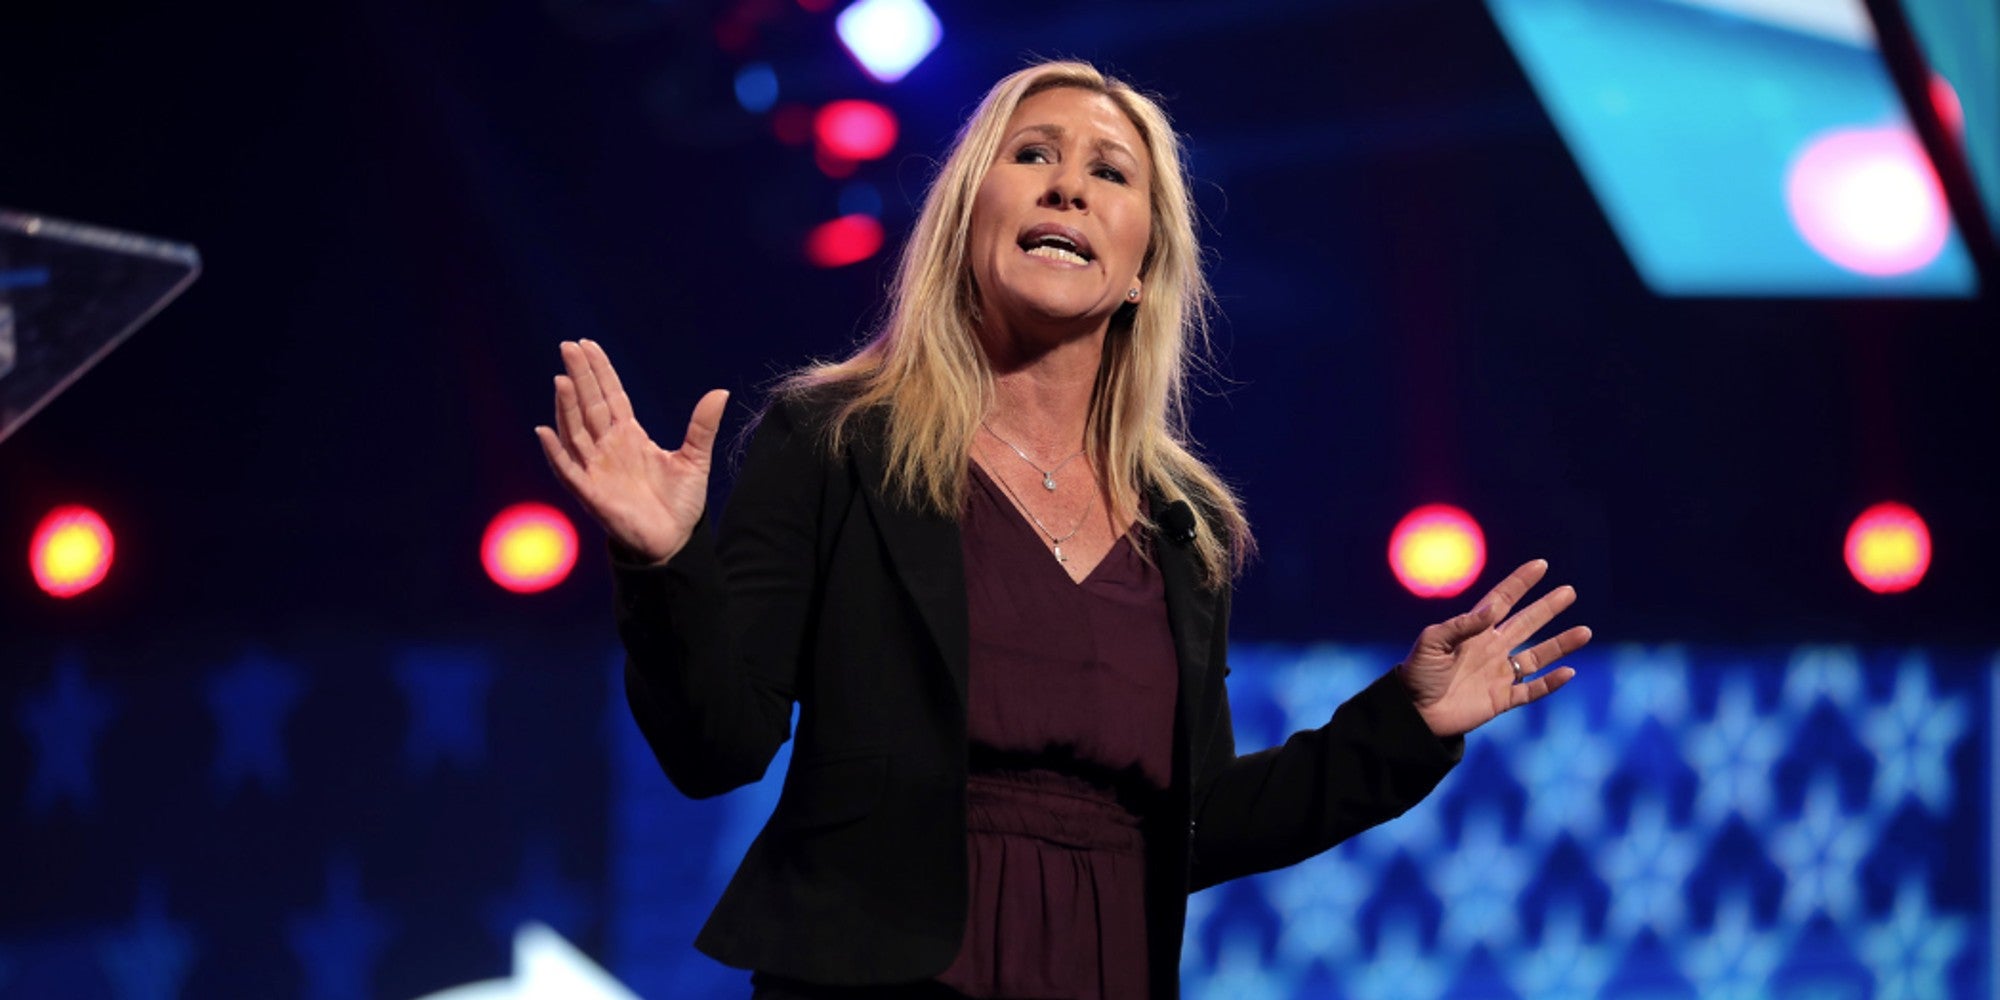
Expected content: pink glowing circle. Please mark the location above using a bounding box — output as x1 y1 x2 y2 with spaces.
1388 504 1487 599
1844 501 1930 594
482 502 578 594
1786 126 1950 277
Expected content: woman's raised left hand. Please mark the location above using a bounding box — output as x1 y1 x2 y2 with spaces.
1394 559 1590 738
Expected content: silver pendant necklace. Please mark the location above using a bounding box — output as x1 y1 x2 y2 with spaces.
980 420 1083 491
979 444 1091 564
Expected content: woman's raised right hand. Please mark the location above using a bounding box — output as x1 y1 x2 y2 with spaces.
535 339 728 565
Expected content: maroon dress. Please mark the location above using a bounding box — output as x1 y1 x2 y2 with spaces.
935 464 1179 999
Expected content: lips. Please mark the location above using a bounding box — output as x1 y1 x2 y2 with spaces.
1017 223 1094 265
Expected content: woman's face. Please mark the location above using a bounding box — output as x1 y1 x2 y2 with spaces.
967 86 1153 341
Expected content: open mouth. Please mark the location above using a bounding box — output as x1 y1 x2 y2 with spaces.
1018 225 1094 265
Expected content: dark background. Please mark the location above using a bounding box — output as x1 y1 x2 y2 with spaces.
1 0 1993 996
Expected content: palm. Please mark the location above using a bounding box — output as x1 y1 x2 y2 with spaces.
1396 560 1591 737
535 339 728 564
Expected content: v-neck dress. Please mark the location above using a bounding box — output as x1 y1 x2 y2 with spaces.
935 464 1178 999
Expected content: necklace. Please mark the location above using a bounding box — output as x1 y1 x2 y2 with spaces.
980 449 1092 564
980 420 1083 491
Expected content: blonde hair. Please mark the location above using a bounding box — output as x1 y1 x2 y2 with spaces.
780 59 1252 587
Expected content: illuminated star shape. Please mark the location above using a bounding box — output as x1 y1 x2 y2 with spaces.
1859 657 1968 815
288 859 394 1000
1348 914 1451 1000
19 657 116 815
98 880 197 1000
1595 795 1700 938
1683 677 1787 824
1507 901 1617 999
1608 645 1691 730
1266 848 1370 966
1429 807 1534 951
1770 775 1873 924
1781 646 1863 713
393 649 494 774
1858 877 1969 1000
1514 700 1616 840
1679 890 1783 1000
207 652 306 797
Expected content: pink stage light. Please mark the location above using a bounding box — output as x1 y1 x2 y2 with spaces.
1929 73 1963 139
30 505 115 598
815 100 899 162
1785 125 1951 277
482 502 578 594
805 214 884 268
1388 504 1487 599
1845 501 1930 594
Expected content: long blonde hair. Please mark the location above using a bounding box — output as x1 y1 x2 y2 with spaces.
780 60 1251 587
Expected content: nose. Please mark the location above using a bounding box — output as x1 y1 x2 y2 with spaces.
1040 164 1086 211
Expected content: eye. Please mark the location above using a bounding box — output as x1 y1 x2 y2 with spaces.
1093 163 1128 185
1013 144 1053 164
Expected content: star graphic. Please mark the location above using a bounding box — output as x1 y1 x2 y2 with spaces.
97 880 197 1000
1594 795 1700 938
18 656 116 815
1683 677 1787 824
1858 876 1969 1000
1348 913 1452 1000
1678 890 1785 1000
1429 807 1534 951
206 652 306 798
288 859 394 1000
1859 656 1968 815
1266 847 1370 966
1184 927 1297 1000
1781 646 1863 713
1608 645 1690 731
1769 774 1874 924
393 648 494 774
1513 700 1616 840
1506 900 1618 1000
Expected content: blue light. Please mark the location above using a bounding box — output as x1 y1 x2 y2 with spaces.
838 181 883 219
834 0 942 85
733 62 779 114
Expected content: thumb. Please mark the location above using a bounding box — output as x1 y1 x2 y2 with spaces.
679 388 731 466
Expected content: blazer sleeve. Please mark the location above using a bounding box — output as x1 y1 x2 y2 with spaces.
610 396 828 799
1187 586 1465 891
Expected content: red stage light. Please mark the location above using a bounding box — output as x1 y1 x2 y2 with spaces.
1929 73 1963 138
814 100 898 162
805 214 884 268
30 505 114 598
1845 502 1930 593
482 503 578 594
1388 504 1486 598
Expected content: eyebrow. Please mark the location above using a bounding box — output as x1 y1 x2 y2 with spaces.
1010 124 1141 166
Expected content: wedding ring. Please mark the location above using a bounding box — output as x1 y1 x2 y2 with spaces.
1510 657 1524 683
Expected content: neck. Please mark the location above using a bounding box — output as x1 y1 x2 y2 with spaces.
976 317 1105 458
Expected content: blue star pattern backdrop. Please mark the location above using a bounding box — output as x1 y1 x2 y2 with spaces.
2 637 1991 997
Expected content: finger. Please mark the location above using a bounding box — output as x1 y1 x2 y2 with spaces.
1510 625 1592 678
534 425 592 499
579 339 639 424
677 389 731 466
1510 665 1576 709
561 340 614 437
1433 599 1506 646
554 375 599 462
1471 559 1548 623
1497 583 1578 647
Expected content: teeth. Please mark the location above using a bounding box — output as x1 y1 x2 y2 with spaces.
1026 245 1089 265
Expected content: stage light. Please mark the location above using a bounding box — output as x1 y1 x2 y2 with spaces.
1928 73 1963 138
734 63 779 114
1845 502 1930 594
1388 504 1486 599
1785 126 1951 277
482 503 578 595
30 504 114 598
805 214 884 268
834 0 941 84
815 100 898 161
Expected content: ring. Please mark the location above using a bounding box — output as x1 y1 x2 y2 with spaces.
1510 657 1523 683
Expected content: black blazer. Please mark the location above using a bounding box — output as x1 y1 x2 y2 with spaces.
612 391 1462 998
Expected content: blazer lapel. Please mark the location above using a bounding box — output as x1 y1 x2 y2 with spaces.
1149 489 1219 741
849 428 972 708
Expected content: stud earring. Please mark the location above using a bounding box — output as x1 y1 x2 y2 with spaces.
1125 288 1140 302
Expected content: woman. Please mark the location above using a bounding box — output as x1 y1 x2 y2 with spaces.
536 60 1588 1000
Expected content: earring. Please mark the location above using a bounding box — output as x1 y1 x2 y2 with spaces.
1125 288 1140 302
